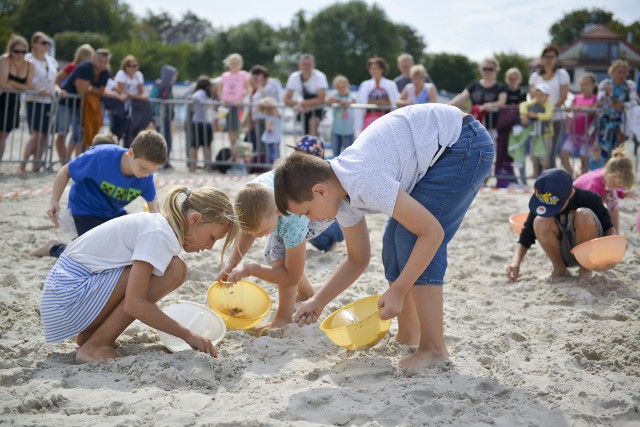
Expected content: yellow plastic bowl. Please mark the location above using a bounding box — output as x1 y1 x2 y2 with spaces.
207 280 272 330
571 235 628 271
509 212 528 234
320 294 391 350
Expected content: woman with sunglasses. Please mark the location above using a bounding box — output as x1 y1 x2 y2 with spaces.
528 45 570 170
20 32 61 173
0 34 34 164
448 57 507 139
114 55 152 148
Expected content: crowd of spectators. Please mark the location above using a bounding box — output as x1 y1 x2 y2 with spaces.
0 32 639 186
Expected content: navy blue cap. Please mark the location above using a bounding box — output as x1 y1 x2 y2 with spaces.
286 135 325 159
529 168 573 217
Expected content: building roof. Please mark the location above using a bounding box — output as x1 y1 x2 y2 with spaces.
529 25 640 68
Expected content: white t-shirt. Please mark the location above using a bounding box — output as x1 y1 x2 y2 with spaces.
25 53 58 103
285 69 328 101
528 68 570 120
64 212 182 276
328 103 464 227
191 89 213 123
115 69 144 96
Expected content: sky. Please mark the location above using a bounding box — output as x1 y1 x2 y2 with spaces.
125 0 638 62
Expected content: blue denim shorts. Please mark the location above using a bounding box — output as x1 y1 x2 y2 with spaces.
382 117 494 285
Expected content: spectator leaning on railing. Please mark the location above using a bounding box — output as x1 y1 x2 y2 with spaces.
0 34 34 163
284 53 328 137
20 31 61 173
60 48 110 156
54 43 94 164
528 45 570 169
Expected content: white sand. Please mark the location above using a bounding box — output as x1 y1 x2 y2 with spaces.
1 167 639 426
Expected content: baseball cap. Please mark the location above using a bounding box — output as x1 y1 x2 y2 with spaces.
528 168 573 217
535 82 551 95
286 135 325 159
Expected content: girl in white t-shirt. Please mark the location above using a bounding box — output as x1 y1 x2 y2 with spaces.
40 185 238 363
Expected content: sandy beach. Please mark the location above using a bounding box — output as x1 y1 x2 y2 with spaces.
0 165 639 426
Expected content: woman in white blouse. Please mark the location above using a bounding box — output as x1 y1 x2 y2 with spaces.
20 31 60 173
528 45 570 169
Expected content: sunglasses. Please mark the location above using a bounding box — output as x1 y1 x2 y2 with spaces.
542 55 556 60
38 40 50 45
12 49 27 55
482 67 495 72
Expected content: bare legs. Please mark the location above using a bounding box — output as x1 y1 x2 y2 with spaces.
534 208 599 283
75 256 188 363
394 284 449 375
258 270 315 332
19 130 48 173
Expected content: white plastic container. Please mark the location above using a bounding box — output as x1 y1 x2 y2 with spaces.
156 301 226 352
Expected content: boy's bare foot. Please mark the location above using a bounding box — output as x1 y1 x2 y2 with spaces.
76 342 122 363
550 267 572 281
399 348 450 376
30 239 61 257
578 268 592 284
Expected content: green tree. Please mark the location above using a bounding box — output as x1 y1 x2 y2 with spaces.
10 0 137 42
53 31 109 61
494 52 532 85
108 39 196 81
223 20 278 72
303 1 425 84
0 0 21 50
426 53 477 94
185 37 223 79
549 8 617 46
393 23 427 74
275 10 308 77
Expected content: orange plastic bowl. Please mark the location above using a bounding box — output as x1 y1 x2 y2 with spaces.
570 235 628 271
509 212 528 234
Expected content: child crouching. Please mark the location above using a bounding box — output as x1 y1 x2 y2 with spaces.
40 185 238 363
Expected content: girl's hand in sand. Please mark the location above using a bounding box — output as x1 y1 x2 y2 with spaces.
184 331 218 357
506 264 520 282
47 201 61 227
378 288 404 320
292 298 323 326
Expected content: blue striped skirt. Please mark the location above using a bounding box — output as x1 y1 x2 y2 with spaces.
40 255 123 343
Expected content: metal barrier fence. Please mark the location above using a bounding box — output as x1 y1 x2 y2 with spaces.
1 89 636 182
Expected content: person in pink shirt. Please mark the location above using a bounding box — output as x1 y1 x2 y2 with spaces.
560 73 598 176
573 147 635 231
217 53 250 170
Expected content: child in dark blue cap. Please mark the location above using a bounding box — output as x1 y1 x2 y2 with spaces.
506 168 617 283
